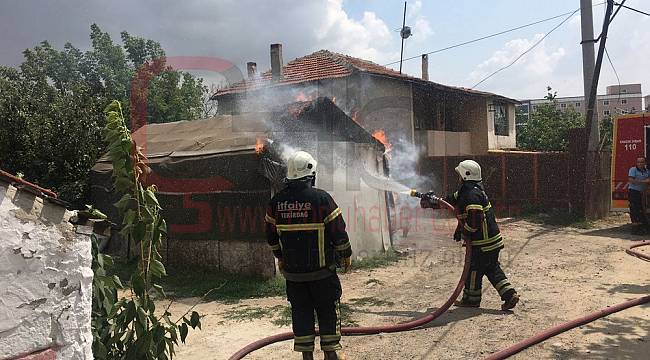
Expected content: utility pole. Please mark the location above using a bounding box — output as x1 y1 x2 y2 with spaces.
399 2 407 74
579 0 615 219
580 0 598 151
399 1 411 74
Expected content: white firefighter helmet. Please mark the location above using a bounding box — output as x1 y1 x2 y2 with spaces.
455 159 482 181
286 151 317 180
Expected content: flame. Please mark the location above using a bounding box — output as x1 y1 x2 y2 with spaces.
295 91 316 102
255 138 264 154
372 129 392 158
295 91 309 102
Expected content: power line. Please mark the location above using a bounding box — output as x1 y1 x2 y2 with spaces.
604 46 624 115
604 47 621 96
382 3 605 67
615 2 650 17
471 9 579 89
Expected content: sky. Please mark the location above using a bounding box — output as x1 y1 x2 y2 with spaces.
1 0 649 100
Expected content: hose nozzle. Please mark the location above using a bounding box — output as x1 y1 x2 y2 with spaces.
409 189 421 198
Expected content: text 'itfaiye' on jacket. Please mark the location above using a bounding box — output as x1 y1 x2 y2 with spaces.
265 181 352 282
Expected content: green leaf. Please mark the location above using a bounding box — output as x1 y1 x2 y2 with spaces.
136 307 147 328
190 311 200 329
150 259 166 278
113 275 123 288
131 274 145 297
133 221 146 242
114 193 132 210
144 188 160 207
179 323 188 343
153 284 166 297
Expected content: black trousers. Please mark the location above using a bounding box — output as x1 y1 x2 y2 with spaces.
628 189 648 225
462 249 515 305
286 275 342 352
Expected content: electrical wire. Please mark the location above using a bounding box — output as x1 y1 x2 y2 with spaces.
604 46 622 106
615 2 650 17
470 8 579 89
382 2 606 67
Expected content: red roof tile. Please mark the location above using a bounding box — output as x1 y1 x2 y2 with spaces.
213 50 517 102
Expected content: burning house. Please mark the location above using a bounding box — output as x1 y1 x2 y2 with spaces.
213 44 519 159
90 98 392 277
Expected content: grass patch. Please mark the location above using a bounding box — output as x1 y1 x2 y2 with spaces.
224 305 286 322
226 303 358 327
364 278 384 286
520 205 594 229
109 258 285 303
270 303 358 327
351 248 401 270
348 297 394 307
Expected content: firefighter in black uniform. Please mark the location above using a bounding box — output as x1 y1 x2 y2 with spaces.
420 160 520 310
265 151 352 360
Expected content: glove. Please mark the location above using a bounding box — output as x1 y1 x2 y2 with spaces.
341 257 352 273
453 229 462 242
419 192 440 209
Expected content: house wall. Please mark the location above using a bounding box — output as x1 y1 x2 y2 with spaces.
357 74 415 143
487 102 517 150
320 141 390 258
463 96 491 154
0 183 93 360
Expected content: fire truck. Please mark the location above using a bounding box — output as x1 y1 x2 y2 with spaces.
611 113 650 210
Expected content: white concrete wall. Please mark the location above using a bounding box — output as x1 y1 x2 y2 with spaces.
487 101 517 150
426 131 472 156
0 183 93 360
317 142 390 258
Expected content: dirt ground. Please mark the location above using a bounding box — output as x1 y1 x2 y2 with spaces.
166 213 650 360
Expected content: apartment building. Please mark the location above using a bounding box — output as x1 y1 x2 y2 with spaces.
518 84 644 123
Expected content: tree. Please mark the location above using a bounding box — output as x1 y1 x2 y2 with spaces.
0 25 205 206
517 87 585 151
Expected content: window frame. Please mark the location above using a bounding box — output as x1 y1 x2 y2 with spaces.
493 102 509 136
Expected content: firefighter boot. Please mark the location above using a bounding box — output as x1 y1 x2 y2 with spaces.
501 292 520 311
324 351 348 360
453 300 480 308
302 352 314 360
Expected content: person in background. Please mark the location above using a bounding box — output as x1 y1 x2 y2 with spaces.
265 151 352 360
628 156 650 235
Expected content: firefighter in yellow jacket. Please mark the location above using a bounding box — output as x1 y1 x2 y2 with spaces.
265 151 352 360
420 160 520 310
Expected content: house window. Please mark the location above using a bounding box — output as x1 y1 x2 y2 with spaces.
603 100 610 105
603 110 610 116
575 102 581 107
622 89 627 93
621 99 627 104
560 103 566 108
493 103 509 136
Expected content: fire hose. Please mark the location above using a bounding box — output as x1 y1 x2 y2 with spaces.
484 240 650 360
229 188 650 360
228 197 468 360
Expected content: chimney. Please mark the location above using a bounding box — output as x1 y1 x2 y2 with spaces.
421 54 429 81
270 43 283 81
246 62 257 78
